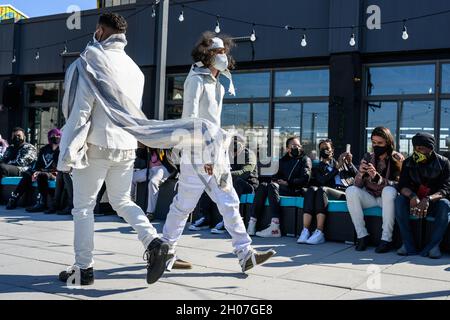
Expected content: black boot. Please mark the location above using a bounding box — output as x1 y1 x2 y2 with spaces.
355 235 370 251
375 240 393 254
59 267 94 286
6 192 20 210
26 194 48 213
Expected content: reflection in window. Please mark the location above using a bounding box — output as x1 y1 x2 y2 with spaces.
440 100 450 157
27 82 59 104
441 64 450 94
221 103 269 130
274 103 328 156
165 104 183 120
366 64 435 96
275 69 329 97
399 101 435 156
167 75 186 101
221 72 270 98
366 102 397 152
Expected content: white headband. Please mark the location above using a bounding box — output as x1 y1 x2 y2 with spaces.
208 37 225 50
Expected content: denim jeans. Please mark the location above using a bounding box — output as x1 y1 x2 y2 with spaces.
395 195 450 255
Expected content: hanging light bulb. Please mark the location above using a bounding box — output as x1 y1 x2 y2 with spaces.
215 16 221 33
178 9 184 22
349 33 356 47
402 21 409 40
250 24 256 42
301 33 307 47
35 50 40 60
151 5 156 18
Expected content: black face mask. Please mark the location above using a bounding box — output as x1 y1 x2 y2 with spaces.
290 147 302 158
12 136 24 147
50 137 60 145
373 146 388 158
320 149 332 159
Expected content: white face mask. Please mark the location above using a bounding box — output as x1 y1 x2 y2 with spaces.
212 53 228 72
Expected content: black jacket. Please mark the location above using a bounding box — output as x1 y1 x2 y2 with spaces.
273 153 312 191
30 144 59 173
398 152 450 199
312 158 357 189
135 147 178 178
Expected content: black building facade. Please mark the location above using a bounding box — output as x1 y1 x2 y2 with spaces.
1 0 450 168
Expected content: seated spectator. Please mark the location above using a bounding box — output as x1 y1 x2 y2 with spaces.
131 146 177 221
190 136 259 233
0 127 37 184
247 136 312 238
298 139 357 245
6 128 61 212
395 133 450 259
0 134 8 158
46 171 73 215
346 127 404 253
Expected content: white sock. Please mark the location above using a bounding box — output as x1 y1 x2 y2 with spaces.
271 218 280 225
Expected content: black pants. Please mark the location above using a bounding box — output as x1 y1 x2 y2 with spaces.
52 172 73 209
303 186 346 215
198 176 256 222
62 173 73 208
250 182 304 220
0 163 21 178
15 172 54 200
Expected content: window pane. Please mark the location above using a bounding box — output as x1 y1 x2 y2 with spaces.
366 101 398 152
27 82 59 104
441 64 450 93
221 103 269 130
165 104 182 120
301 103 329 154
274 103 301 155
167 75 186 101
275 69 329 97
399 101 435 156
221 72 270 98
440 100 450 157
367 64 435 95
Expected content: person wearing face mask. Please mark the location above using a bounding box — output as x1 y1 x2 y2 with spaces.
162 32 275 274
346 126 404 253
297 139 357 245
395 132 450 258
189 136 259 234
6 128 61 212
247 137 312 237
0 127 37 189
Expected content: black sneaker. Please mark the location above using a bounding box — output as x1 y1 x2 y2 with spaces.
44 206 58 214
26 202 47 213
375 240 392 254
59 267 94 286
355 235 370 251
144 238 170 284
57 206 73 215
6 194 19 210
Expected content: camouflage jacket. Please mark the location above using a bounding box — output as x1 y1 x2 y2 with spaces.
0 143 37 173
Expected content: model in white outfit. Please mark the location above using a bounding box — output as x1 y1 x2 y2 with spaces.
162 34 275 272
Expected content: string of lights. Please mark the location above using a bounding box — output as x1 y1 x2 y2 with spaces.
2 1 450 60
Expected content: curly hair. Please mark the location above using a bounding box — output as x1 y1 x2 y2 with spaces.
191 31 236 69
98 12 127 33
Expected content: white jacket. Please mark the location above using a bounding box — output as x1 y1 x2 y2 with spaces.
64 37 144 152
182 62 236 127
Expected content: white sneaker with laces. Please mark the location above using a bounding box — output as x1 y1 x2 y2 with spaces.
297 228 311 244
188 217 209 231
255 223 281 238
239 248 276 272
247 219 257 236
306 229 325 245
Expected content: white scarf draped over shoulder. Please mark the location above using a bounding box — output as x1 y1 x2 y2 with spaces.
58 33 233 189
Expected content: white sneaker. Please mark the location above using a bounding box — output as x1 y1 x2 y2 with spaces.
247 219 257 236
188 217 209 231
211 220 226 234
306 229 325 245
239 248 277 273
255 223 281 238
297 228 311 244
